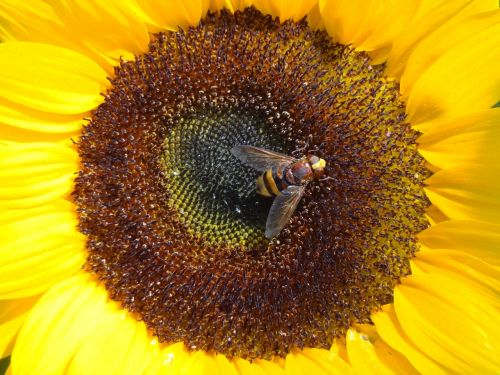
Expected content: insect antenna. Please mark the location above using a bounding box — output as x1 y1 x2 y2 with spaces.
291 134 314 157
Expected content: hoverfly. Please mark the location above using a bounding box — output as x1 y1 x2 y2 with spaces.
231 145 327 238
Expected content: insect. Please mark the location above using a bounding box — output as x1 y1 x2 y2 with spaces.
231 145 327 238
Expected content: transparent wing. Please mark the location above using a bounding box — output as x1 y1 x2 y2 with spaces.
230 145 296 172
265 185 305 238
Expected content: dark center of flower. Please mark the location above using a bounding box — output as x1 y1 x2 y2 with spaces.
74 8 430 359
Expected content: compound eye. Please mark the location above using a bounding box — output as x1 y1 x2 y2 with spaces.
309 155 319 164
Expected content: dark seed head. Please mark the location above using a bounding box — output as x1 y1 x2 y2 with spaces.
74 8 430 360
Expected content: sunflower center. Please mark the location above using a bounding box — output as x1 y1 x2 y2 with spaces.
74 8 430 359
162 107 286 247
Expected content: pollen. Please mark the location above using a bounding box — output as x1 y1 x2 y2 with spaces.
74 8 430 359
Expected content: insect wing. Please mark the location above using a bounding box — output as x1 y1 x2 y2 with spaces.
231 145 296 172
265 185 305 238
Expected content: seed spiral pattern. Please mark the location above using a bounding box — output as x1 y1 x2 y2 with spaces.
74 8 430 359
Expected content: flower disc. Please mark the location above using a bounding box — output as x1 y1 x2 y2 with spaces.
74 8 430 359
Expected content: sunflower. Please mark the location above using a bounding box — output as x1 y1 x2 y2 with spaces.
1 0 499 374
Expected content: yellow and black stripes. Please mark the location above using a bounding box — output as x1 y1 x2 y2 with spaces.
256 173 273 196
257 167 289 197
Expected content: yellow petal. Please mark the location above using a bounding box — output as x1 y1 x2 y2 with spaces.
302 347 353 374
209 0 231 13
154 349 218 375
418 219 500 266
345 326 419 375
404 17 500 126
11 273 100 375
319 0 419 52
285 352 317 375
252 0 317 22
0 200 86 299
144 342 190 375
0 1 70 45
233 357 267 375
425 167 500 223
0 0 150 72
67 300 154 375
415 248 500 296
0 295 39 357
286 350 338 375
0 141 78 208
11 273 154 375
402 9 500 96
0 125 78 143
306 2 324 30
137 0 213 32
253 358 286 375
424 204 448 226
147 342 243 375
366 44 393 65
214 0 255 13
187 352 217 374
235 356 287 375
372 304 449 375
0 42 107 117
51 0 149 63
0 97 85 133
215 354 240 375
394 267 500 373
330 338 350 364
418 108 500 170
386 0 499 78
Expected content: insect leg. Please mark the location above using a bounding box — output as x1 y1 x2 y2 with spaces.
319 176 335 182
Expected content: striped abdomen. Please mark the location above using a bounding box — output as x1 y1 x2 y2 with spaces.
256 160 314 197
